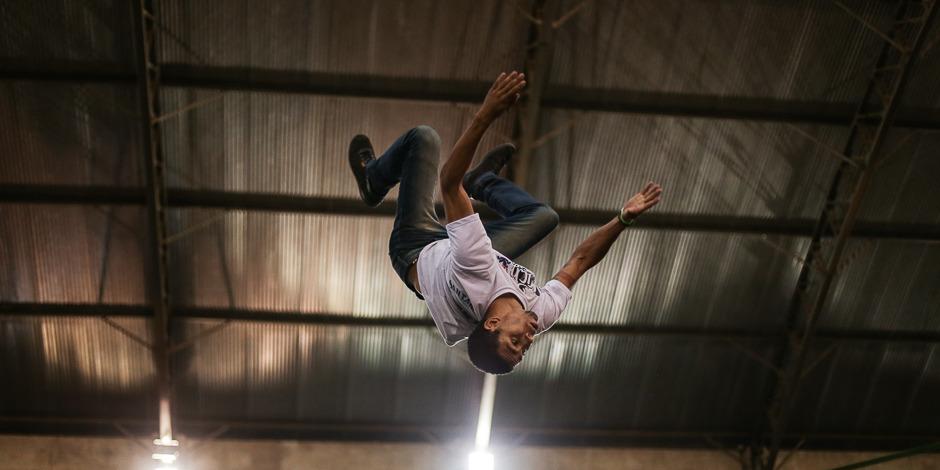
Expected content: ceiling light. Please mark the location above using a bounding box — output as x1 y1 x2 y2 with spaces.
152 452 177 464
153 437 179 446
468 450 494 470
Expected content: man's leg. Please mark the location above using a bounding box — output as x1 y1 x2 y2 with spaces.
473 172 559 259
366 126 448 294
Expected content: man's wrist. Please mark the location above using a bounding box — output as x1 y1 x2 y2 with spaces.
473 109 496 125
617 208 635 226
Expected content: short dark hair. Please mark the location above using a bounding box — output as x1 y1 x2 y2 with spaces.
467 322 514 374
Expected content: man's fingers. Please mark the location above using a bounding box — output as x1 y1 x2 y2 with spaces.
494 71 514 89
497 74 524 96
502 79 523 95
636 199 658 213
493 72 516 94
635 185 654 201
494 79 526 107
491 72 507 91
642 182 662 198
507 80 527 98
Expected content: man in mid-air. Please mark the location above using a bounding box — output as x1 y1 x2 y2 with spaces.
348 71 662 374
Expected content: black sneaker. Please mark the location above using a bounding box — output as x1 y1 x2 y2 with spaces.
462 143 516 200
348 134 383 207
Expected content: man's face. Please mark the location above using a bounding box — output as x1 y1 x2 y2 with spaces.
496 310 538 366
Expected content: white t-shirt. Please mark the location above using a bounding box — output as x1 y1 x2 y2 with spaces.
416 213 572 346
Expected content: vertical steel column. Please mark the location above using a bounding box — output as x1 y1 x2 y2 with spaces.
512 0 555 188
132 0 175 443
754 2 937 469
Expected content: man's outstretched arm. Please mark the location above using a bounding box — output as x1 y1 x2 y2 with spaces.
440 71 526 223
553 182 663 289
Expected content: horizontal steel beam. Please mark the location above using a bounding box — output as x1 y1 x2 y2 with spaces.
0 302 151 317
2 60 940 128
3 302 940 344
0 59 136 84
544 86 940 129
0 415 936 451
147 65 940 129
3 184 940 242
0 184 144 205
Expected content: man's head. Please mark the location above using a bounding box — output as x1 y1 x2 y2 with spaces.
467 307 538 374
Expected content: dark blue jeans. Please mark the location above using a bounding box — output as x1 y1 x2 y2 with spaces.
367 126 559 297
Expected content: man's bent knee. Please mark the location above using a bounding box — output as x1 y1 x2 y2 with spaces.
533 204 560 235
407 125 442 149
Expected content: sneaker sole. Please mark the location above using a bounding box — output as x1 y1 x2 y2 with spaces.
348 135 383 207
463 143 517 197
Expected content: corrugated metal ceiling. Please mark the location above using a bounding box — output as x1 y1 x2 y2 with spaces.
1 315 155 419
0 0 135 64
550 0 893 103
1 0 938 449
858 130 940 225
821 238 940 333
496 332 774 432
0 204 147 305
530 109 845 218
158 0 529 82
790 341 939 435
0 81 143 187
175 321 479 425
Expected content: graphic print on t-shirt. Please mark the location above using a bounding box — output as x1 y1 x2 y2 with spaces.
496 254 541 296
447 278 475 321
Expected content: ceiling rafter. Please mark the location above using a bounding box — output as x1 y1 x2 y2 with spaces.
3 60 940 128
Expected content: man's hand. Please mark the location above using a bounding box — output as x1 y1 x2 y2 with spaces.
553 182 663 290
476 71 526 123
622 181 663 219
440 72 525 223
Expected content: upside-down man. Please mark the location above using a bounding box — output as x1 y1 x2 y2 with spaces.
348 71 662 374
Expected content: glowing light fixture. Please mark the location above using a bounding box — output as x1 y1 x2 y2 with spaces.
154 437 179 446
152 452 177 464
152 433 180 470
468 374 498 470
468 450 494 470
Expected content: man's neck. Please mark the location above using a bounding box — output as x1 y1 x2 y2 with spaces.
485 293 523 319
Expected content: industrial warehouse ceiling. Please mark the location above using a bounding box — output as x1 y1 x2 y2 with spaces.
1 0 939 463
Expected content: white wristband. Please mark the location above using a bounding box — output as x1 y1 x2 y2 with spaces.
618 209 634 226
